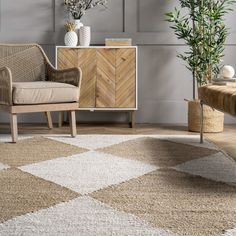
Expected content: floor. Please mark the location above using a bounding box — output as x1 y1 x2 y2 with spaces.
1 122 236 161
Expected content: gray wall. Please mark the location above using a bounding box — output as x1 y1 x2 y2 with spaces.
0 0 236 124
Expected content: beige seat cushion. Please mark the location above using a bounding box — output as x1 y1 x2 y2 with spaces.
199 84 236 115
13 81 79 105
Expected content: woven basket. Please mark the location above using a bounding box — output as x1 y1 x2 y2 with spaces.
188 100 224 133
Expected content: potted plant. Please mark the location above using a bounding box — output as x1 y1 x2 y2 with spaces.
64 0 107 30
166 0 235 132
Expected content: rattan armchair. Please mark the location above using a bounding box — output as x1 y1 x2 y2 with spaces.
0 44 82 142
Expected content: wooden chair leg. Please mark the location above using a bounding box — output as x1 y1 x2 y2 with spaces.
45 112 53 129
10 113 18 143
58 111 64 128
69 110 77 137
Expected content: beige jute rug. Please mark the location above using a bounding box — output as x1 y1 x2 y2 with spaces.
0 134 235 236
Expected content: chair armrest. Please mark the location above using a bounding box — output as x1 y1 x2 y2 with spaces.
46 64 82 88
0 67 12 105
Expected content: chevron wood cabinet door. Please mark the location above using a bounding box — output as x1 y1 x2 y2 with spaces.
77 49 97 108
116 48 136 108
96 48 116 108
56 46 137 127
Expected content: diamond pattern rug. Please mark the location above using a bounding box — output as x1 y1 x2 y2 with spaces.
0 134 235 236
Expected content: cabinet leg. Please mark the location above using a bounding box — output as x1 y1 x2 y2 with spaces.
130 111 136 128
10 113 18 143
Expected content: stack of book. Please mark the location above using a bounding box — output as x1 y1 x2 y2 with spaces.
212 78 236 86
105 38 132 46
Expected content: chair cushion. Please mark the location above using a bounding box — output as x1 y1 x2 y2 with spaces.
199 84 236 115
13 81 79 105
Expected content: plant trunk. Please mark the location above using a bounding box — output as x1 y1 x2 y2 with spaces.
191 1 196 100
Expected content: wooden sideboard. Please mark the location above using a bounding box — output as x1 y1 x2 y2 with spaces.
56 46 138 127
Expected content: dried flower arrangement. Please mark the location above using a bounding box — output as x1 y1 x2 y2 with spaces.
64 0 107 20
64 21 77 32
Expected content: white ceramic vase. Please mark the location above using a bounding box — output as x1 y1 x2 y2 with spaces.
79 26 91 47
64 31 78 47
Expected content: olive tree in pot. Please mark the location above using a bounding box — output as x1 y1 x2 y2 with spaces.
166 0 235 132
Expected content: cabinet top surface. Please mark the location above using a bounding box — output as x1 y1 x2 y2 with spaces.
56 46 138 49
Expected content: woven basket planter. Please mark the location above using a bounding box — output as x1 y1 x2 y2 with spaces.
188 100 224 133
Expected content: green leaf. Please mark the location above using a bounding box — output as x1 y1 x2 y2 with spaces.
165 0 235 88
